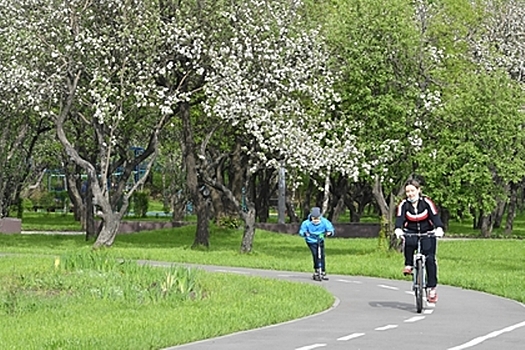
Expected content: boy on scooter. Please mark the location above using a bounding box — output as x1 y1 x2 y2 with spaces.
299 207 335 280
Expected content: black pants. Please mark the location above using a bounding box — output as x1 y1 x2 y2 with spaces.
403 236 438 288
307 241 325 272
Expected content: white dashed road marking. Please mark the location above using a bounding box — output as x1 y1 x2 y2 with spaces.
378 284 399 290
337 333 365 341
447 320 525 350
375 325 398 331
295 344 327 350
335 279 362 284
405 316 426 323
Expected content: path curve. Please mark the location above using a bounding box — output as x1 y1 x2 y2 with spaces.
139 261 525 350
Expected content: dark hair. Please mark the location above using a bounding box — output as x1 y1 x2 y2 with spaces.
405 178 421 188
405 173 426 187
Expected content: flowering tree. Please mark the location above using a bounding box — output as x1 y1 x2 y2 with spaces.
201 0 361 252
3 0 178 247
0 4 55 217
469 0 525 83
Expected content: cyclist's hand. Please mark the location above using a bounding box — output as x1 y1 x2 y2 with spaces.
394 228 404 239
325 231 333 237
435 227 444 238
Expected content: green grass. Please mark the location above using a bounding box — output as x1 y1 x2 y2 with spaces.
1 213 525 349
20 212 84 231
18 211 196 232
0 251 332 349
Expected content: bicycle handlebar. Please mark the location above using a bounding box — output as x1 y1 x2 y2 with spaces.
305 232 330 239
403 231 435 237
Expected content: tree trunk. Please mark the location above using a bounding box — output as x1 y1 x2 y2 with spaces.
65 170 83 222
277 165 286 224
193 194 210 248
301 178 314 221
93 211 121 247
179 101 209 248
285 199 299 223
209 186 223 223
201 162 257 253
330 176 348 222
480 214 493 238
372 177 389 223
372 177 392 250
321 171 331 215
171 196 187 221
240 204 256 253
331 194 346 223
227 141 245 216
492 198 507 229
345 197 360 222
504 182 518 234
254 169 273 222
85 179 97 240
440 207 450 231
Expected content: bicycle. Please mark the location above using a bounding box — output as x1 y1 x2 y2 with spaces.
403 231 435 313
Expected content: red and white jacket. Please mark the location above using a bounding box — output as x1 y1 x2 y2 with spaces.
395 196 444 233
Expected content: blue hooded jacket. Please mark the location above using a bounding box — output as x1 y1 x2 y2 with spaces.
299 208 335 244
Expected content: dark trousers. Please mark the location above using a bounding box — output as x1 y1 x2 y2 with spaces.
307 241 325 272
403 236 438 288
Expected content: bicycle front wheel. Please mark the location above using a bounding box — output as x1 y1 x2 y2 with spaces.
415 259 424 313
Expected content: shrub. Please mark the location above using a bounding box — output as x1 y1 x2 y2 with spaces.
132 191 149 218
0 251 204 317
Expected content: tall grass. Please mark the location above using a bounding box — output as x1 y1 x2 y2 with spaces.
0 252 333 349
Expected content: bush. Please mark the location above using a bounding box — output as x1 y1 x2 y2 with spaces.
0 251 204 315
132 191 149 218
217 215 242 229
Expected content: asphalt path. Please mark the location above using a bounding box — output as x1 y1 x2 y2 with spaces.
137 261 525 350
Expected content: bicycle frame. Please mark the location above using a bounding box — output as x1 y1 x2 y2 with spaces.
404 231 434 313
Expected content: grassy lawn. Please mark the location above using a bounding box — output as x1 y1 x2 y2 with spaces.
1 213 524 349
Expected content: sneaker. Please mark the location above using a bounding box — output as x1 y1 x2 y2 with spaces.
312 272 321 280
402 266 413 276
321 272 329 281
427 288 438 303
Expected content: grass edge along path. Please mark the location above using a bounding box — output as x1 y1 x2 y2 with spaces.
0 253 334 349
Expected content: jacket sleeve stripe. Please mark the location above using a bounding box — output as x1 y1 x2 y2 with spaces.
424 197 439 215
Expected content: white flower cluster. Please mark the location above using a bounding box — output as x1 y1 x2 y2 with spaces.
203 0 360 178
469 0 525 82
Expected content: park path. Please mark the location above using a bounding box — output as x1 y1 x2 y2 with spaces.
136 261 525 350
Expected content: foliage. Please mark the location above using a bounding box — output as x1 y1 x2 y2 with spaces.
217 215 242 229
419 70 525 215
132 191 150 218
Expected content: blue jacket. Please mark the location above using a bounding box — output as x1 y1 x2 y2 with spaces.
299 214 335 244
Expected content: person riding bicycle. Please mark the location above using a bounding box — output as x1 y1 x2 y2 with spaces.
299 207 334 280
394 178 444 303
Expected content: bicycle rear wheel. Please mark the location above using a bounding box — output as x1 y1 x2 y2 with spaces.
415 259 424 313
